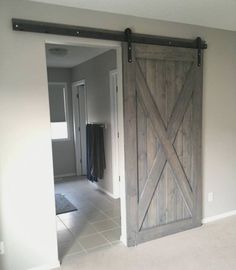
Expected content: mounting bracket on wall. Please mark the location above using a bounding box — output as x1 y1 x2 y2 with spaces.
125 28 132 63
11 18 207 65
196 37 202 66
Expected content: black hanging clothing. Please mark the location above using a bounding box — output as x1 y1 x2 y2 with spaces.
86 124 106 182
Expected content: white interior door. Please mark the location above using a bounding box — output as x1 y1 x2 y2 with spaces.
72 81 87 176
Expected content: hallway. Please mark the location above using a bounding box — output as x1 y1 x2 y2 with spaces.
55 177 121 260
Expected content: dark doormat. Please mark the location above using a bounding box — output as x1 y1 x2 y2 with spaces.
55 194 77 215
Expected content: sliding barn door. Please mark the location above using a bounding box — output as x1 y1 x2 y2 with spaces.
123 43 203 246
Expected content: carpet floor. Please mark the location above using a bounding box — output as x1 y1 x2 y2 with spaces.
55 215 236 270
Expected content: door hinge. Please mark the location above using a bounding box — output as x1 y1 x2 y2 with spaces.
117 132 119 138
116 85 118 92
78 127 80 132
119 176 121 182
76 93 79 98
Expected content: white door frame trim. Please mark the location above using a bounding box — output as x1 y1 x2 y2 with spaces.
109 69 120 199
72 79 88 176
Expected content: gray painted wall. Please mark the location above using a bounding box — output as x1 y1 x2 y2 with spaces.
72 50 117 195
47 68 76 177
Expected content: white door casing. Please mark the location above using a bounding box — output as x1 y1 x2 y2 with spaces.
72 80 87 176
110 69 120 199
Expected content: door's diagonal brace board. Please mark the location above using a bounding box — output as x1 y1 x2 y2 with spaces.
167 64 196 139
138 148 167 229
137 63 194 229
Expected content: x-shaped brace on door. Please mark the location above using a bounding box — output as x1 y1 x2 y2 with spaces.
136 62 196 230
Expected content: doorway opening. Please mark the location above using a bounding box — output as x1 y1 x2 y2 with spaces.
45 42 125 261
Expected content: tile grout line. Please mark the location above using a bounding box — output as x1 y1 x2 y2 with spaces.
96 231 113 247
55 177 122 257
76 240 87 254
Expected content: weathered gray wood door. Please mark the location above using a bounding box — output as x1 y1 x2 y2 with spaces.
123 43 203 246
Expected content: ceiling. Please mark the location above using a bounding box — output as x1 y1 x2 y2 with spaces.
46 44 109 68
31 0 236 31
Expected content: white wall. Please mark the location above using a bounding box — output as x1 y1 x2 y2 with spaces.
72 50 117 195
1 0 236 269
47 68 77 177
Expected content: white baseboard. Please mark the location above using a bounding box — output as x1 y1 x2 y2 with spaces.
89 181 119 199
98 185 119 199
54 173 76 179
28 260 60 270
202 210 236 224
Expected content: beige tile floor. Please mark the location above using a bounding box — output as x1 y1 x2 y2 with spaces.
55 215 236 270
55 177 121 260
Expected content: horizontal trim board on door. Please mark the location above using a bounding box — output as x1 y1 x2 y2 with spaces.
136 218 202 245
